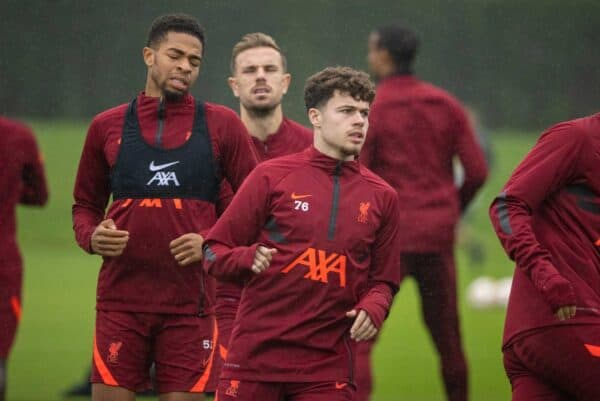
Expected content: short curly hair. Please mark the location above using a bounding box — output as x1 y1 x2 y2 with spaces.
304 66 375 111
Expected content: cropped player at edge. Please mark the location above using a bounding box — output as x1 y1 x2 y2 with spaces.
0 116 49 401
203 66 401 401
490 113 600 401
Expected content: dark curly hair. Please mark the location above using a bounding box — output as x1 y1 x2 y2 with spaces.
147 14 205 55
304 66 375 111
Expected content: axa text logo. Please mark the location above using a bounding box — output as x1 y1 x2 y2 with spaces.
282 247 346 287
147 160 180 186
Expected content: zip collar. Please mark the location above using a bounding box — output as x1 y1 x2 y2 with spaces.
304 146 360 176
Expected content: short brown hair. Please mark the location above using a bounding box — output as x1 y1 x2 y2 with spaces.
304 66 375 111
230 32 287 74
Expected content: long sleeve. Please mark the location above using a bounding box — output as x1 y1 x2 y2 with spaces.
489 122 587 310
72 118 112 253
203 165 271 281
452 102 488 211
354 191 401 328
19 127 48 206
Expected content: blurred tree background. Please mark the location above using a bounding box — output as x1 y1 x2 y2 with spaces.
1 0 598 130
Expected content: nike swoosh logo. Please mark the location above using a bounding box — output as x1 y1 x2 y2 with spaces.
291 192 312 200
335 382 348 389
149 160 180 171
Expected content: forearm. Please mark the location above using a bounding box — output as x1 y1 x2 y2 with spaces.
203 242 258 282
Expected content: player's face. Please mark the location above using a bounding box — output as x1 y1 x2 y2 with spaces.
144 32 203 100
229 47 290 114
367 32 386 79
310 91 370 161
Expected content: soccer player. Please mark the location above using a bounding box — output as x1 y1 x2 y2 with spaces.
215 32 312 366
361 24 488 401
72 14 257 401
203 66 401 401
0 116 48 401
490 113 600 401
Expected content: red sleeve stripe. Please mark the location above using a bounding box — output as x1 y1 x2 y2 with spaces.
585 343 600 357
10 296 21 321
190 319 219 392
93 335 118 386
219 344 228 360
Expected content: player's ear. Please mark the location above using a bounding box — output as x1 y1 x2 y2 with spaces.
143 47 155 67
227 77 240 98
308 108 321 128
281 73 291 95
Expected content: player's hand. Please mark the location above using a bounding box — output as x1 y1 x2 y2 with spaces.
170 233 204 266
251 246 277 274
91 219 129 256
555 305 576 321
538 273 576 319
346 309 378 341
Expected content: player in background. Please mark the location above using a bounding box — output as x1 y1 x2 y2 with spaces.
204 66 401 401
490 113 600 401
361 24 488 401
72 14 257 401
0 117 49 401
214 32 312 371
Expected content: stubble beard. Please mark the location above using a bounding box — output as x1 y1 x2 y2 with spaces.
243 101 280 119
163 88 186 102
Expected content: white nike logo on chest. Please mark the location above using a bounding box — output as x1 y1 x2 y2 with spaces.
149 160 180 171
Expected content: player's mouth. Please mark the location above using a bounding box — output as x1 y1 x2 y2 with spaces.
252 86 271 95
348 131 365 144
168 77 190 91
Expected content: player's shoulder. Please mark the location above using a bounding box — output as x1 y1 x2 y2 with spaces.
283 117 312 135
0 117 39 153
418 80 465 108
0 116 34 139
91 102 129 129
359 164 398 199
260 150 308 171
203 101 240 121
540 113 600 144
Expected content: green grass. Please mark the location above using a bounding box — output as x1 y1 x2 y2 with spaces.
8 121 537 401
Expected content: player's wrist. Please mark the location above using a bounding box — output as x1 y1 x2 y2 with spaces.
539 274 576 312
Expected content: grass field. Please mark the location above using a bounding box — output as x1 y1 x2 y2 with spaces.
7 121 537 401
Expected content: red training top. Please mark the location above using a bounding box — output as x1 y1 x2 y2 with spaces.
72 93 257 315
204 147 401 383
0 117 48 282
361 75 488 251
490 113 600 348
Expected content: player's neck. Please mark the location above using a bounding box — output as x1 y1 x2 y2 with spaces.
241 106 284 142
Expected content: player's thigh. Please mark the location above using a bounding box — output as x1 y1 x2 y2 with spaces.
0 278 21 359
504 346 568 401
159 391 204 401
511 326 600 401
216 379 283 401
287 381 355 401
92 382 136 401
154 314 216 394
92 310 153 392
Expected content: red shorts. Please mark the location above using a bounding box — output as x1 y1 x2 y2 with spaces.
504 324 600 401
0 273 22 359
91 310 217 393
216 379 355 401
